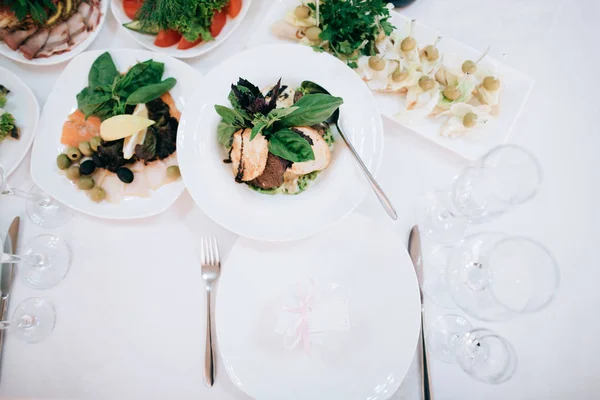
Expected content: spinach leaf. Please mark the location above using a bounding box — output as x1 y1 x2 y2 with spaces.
250 121 267 141
115 60 165 97
268 129 315 163
88 52 119 89
76 87 113 118
217 122 238 147
126 78 177 105
278 94 343 128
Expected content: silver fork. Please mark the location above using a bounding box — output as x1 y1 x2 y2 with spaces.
200 236 221 388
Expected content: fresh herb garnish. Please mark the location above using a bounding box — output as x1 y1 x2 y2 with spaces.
215 78 343 163
76 52 177 120
0 0 57 25
136 0 229 42
307 0 395 65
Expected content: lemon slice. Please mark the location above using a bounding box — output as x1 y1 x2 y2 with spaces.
100 114 155 141
123 104 150 159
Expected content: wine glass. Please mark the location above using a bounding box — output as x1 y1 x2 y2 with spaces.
0 162 73 228
0 298 56 343
422 245 456 308
0 234 72 290
416 145 543 244
427 315 517 384
446 233 560 321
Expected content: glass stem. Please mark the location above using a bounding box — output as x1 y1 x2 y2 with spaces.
26 253 49 270
4 188 48 205
0 320 11 330
0 252 21 264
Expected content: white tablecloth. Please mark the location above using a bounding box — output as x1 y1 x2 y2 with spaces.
0 0 598 398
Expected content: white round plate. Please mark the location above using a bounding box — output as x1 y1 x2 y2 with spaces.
216 214 421 400
111 0 252 59
0 0 109 66
30 49 200 219
178 44 384 241
0 67 40 177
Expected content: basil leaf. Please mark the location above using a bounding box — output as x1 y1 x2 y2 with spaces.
115 60 165 97
215 105 247 126
126 78 177 105
217 122 238 147
267 106 298 120
268 129 315 163
89 52 119 88
279 94 343 128
250 121 267 141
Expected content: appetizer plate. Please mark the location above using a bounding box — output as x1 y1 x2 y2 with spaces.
178 44 384 241
0 0 109 66
30 49 198 219
0 67 40 177
216 214 421 400
111 0 253 59
247 0 534 160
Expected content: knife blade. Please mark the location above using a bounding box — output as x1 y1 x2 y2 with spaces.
0 216 20 377
408 225 433 400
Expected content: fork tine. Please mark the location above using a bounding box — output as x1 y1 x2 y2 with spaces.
212 236 220 264
208 236 215 266
200 237 206 265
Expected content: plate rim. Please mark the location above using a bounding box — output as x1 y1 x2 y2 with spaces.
110 0 254 59
177 43 385 241
30 48 200 220
0 66 40 177
0 0 109 66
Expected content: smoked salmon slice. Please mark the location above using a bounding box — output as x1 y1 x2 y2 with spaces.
61 110 101 147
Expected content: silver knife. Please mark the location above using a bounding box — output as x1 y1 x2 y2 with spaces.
0 217 19 377
408 225 433 400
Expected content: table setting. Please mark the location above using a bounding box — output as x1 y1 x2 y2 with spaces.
0 0 598 399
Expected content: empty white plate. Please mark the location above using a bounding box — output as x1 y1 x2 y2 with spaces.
0 66 39 177
30 49 200 219
216 214 421 400
177 44 384 241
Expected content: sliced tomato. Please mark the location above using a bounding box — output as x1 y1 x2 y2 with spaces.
210 11 227 38
177 36 203 50
225 0 242 18
123 0 143 20
154 29 182 47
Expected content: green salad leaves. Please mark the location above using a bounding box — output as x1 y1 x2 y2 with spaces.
76 52 177 120
215 78 343 163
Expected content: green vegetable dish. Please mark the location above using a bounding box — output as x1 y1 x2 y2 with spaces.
216 78 342 195
0 85 20 144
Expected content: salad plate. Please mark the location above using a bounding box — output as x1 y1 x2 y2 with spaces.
30 49 199 219
247 0 534 160
111 0 253 59
216 214 421 400
0 0 109 66
0 67 40 177
177 44 384 241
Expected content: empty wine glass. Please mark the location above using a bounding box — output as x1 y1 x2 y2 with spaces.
0 234 72 290
446 233 560 321
0 298 56 343
0 162 73 228
427 315 517 384
416 145 543 244
422 245 456 308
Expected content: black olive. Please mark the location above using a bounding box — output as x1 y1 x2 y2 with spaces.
79 159 96 176
116 167 134 184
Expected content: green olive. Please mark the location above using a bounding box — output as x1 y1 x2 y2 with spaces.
443 85 461 101
77 176 95 190
392 69 409 82
418 75 435 91
89 187 106 203
463 112 478 128
305 26 322 41
166 165 181 180
482 76 500 91
56 154 71 170
66 146 82 161
400 36 416 52
423 45 439 61
66 165 80 181
90 136 103 152
461 60 476 74
368 56 386 71
78 141 93 157
294 4 311 19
